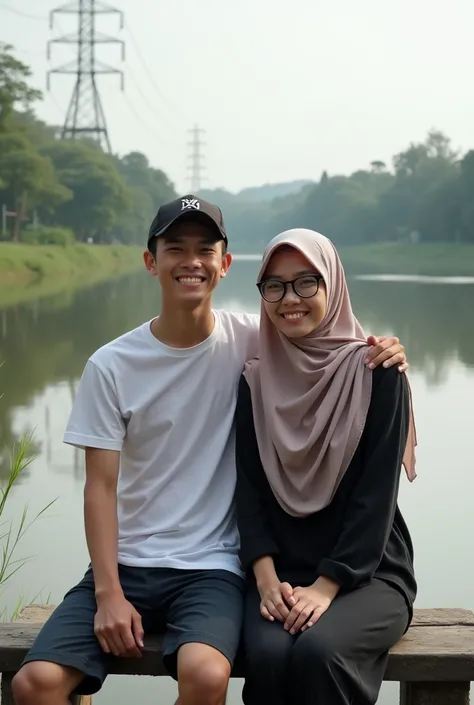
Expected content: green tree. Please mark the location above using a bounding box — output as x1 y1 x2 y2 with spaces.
454 151 474 243
378 130 458 242
299 172 379 245
0 132 71 240
42 141 131 241
0 44 41 131
116 151 176 207
13 109 59 147
111 186 155 246
370 160 387 173
112 151 176 244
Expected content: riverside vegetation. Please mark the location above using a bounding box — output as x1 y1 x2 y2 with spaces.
0 375 55 620
1 42 474 281
0 242 143 282
0 242 143 308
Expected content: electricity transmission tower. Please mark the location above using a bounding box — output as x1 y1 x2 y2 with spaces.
188 124 206 192
47 0 125 152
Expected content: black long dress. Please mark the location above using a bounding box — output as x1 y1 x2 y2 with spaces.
235 363 417 705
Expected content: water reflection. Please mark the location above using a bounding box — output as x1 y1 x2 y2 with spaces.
219 262 474 380
350 278 474 376
0 265 473 481
0 274 160 480
0 264 473 705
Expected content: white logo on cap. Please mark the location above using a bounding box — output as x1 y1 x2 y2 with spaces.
181 198 200 211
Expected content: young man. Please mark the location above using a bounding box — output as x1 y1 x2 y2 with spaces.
12 195 408 705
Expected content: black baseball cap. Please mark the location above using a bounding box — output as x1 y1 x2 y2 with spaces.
147 194 228 250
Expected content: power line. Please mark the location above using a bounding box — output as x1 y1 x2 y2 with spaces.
0 2 46 21
0 2 68 40
125 67 179 134
121 93 172 146
10 46 46 57
47 0 124 153
3 2 198 171
187 124 206 192
47 90 66 117
2 6 178 138
124 21 187 125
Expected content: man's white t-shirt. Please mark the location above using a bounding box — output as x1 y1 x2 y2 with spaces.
63 309 259 578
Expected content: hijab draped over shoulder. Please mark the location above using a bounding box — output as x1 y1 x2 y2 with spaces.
243 228 417 518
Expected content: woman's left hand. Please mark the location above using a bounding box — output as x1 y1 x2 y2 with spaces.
283 585 331 634
283 577 340 634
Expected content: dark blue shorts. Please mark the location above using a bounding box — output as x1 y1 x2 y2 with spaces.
21 564 244 696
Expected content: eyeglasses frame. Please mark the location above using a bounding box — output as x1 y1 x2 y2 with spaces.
256 274 324 303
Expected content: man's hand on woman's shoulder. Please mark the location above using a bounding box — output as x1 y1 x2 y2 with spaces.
365 335 408 373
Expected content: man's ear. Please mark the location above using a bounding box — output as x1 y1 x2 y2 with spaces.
143 250 158 276
220 252 233 278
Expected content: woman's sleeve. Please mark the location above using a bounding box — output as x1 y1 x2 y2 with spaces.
235 375 279 572
317 366 410 590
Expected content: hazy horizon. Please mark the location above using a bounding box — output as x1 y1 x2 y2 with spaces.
3 0 474 194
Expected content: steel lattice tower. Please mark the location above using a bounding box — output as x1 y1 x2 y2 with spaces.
47 0 125 152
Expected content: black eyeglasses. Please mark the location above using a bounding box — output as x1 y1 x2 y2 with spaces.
256 274 324 303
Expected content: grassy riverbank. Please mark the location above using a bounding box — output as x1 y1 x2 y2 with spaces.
339 243 474 277
0 243 143 308
0 243 143 283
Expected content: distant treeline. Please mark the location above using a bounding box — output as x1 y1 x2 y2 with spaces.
1 44 474 250
201 130 474 251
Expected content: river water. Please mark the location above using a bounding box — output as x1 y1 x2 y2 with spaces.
0 257 473 705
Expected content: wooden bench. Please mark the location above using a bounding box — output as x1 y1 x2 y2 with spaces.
0 605 473 705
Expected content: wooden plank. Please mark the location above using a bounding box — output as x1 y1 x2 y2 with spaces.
72 696 92 705
386 626 474 682
392 626 474 656
14 605 55 623
2 604 472 704
411 609 474 627
17 604 474 627
400 682 471 705
1 622 474 682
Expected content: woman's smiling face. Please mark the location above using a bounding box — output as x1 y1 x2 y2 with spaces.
260 246 327 339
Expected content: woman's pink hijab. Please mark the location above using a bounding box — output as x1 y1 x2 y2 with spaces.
243 228 417 518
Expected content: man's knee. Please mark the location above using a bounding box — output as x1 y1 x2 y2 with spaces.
12 661 82 704
178 643 230 702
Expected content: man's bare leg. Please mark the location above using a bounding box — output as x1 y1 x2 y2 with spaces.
12 661 84 705
177 643 230 705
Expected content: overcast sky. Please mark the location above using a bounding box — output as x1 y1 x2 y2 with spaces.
2 0 473 194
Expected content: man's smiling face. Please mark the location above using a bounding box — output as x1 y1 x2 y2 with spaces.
144 220 232 308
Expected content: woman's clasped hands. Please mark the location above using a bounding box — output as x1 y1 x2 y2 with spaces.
258 576 340 635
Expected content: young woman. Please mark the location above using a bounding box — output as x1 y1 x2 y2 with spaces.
235 228 417 705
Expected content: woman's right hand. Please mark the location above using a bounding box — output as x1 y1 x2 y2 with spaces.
258 580 296 622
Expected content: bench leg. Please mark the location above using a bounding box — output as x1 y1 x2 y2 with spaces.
400 682 471 705
1 673 15 705
1 672 92 705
